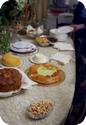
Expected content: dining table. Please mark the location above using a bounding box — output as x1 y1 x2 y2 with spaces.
0 34 75 125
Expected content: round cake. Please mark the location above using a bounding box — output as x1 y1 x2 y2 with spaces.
0 68 22 92
27 63 65 85
2 53 21 67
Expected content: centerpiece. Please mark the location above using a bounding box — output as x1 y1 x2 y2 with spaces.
0 26 10 54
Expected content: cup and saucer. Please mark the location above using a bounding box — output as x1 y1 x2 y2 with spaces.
29 53 49 64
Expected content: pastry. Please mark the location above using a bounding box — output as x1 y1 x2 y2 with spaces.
2 53 21 67
27 63 65 85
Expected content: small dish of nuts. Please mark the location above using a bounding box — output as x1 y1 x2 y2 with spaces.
26 100 53 120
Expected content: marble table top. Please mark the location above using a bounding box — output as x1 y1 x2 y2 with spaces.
0 37 75 125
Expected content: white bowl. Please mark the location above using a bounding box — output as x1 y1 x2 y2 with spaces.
57 26 74 34
30 53 49 64
50 28 58 37
50 26 73 36
27 25 43 38
26 100 53 120
50 29 68 41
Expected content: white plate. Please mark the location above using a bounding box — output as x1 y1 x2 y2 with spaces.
0 67 37 97
1 61 22 68
0 89 21 98
10 41 37 53
29 55 49 64
57 26 74 34
12 41 30 49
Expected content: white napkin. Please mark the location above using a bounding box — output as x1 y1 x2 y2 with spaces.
17 69 37 89
27 25 43 35
0 67 37 89
0 117 8 125
36 26 43 34
54 42 74 51
27 25 35 32
50 53 72 64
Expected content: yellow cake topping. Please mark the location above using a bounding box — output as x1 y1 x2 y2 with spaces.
2 53 21 67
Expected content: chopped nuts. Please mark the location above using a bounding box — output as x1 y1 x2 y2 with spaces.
27 100 53 119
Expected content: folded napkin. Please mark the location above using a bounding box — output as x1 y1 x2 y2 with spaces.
27 25 35 32
0 117 8 125
0 67 37 89
17 69 37 89
54 42 74 51
50 53 72 64
27 25 43 35
36 26 43 34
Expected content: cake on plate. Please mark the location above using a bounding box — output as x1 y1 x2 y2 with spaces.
2 53 21 67
27 63 65 85
0 68 22 92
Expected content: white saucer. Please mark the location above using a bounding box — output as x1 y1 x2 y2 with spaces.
10 41 37 53
10 42 37 53
30 55 49 64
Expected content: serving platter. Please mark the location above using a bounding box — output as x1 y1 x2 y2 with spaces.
26 63 65 86
10 41 38 54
